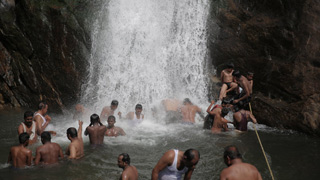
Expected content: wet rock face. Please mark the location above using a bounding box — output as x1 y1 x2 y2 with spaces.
0 0 97 111
209 0 320 135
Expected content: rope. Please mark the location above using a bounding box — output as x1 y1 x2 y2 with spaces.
249 102 275 180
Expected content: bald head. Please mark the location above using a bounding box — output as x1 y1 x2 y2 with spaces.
224 145 242 160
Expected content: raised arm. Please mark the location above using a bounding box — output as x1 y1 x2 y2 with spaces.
78 120 83 140
206 101 215 113
152 150 174 180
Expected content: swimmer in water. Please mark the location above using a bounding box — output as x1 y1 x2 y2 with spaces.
118 153 138 180
35 131 64 165
84 114 107 145
126 104 144 123
34 102 56 136
161 98 182 124
66 120 84 159
105 115 126 137
8 133 32 168
179 98 204 124
18 111 38 145
100 100 122 121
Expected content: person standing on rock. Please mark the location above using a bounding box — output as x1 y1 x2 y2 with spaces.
34 102 56 136
219 63 238 100
220 145 262 180
18 111 38 145
232 71 252 110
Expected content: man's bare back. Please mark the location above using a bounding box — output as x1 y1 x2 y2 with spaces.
220 162 262 180
66 120 84 159
8 145 32 168
180 105 201 123
35 142 64 165
85 125 107 144
162 99 181 112
121 165 138 180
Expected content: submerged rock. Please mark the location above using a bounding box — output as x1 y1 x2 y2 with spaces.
209 0 320 135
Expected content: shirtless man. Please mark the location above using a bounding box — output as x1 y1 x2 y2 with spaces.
246 72 254 91
73 104 91 120
118 153 138 180
211 107 230 133
180 98 204 124
105 115 126 137
232 71 252 109
34 102 56 136
66 120 84 159
126 104 144 123
7 133 32 168
161 98 182 124
219 63 238 100
84 114 107 145
18 111 38 145
35 131 64 165
233 109 257 131
152 149 200 180
100 100 122 121
204 99 232 129
220 145 262 180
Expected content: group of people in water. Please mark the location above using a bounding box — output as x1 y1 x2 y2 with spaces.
7 62 263 179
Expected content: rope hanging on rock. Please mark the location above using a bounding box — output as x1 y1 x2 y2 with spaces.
249 102 275 180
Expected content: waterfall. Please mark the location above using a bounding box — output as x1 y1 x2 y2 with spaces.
81 0 211 114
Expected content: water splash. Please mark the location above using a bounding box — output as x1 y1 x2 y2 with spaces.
81 0 211 113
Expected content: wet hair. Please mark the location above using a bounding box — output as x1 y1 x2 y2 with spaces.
67 127 78 138
111 100 119 106
24 111 34 119
119 153 130 165
19 133 30 144
221 107 229 117
226 62 234 68
41 131 51 143
184 149 200 162
90 113 100 126
38 102 48 110
224 145 242 160
222 98 232 105
247 72 254 76
108 115 116 121
232 70 241 78
135 104 143 109
183 98 192 104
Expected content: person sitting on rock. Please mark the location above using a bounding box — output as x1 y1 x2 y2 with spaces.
219 63 238 100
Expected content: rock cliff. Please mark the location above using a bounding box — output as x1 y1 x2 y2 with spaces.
209 0 320 135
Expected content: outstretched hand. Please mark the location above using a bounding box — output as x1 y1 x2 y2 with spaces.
78 120 83 126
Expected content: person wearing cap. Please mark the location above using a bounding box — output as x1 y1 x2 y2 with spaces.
219 63 238 100
126 104 144 124
100 100 122 121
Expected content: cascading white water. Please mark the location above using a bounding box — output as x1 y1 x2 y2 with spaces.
82 0 211 114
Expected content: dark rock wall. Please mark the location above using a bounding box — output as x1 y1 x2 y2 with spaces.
209 0 320 135
0 0 97 111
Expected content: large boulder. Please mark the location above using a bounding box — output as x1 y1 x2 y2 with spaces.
0 0 100 111
209 0 320 135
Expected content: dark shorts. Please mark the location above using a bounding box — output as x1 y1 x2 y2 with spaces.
233 93 251 111
224 82 232 89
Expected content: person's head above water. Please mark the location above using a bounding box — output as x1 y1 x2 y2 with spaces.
223 145 242 166
183 98 192 105
118 153 130 169
41 131 51 144
38 101 48 114
24 111 34 127
135 104 143 115
90 113 100 126
19 132 30 145
107 115 116 127
111 100 119 110
226 62 234 69
221 107 229 117
183 149 200 168
67 127 78 139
